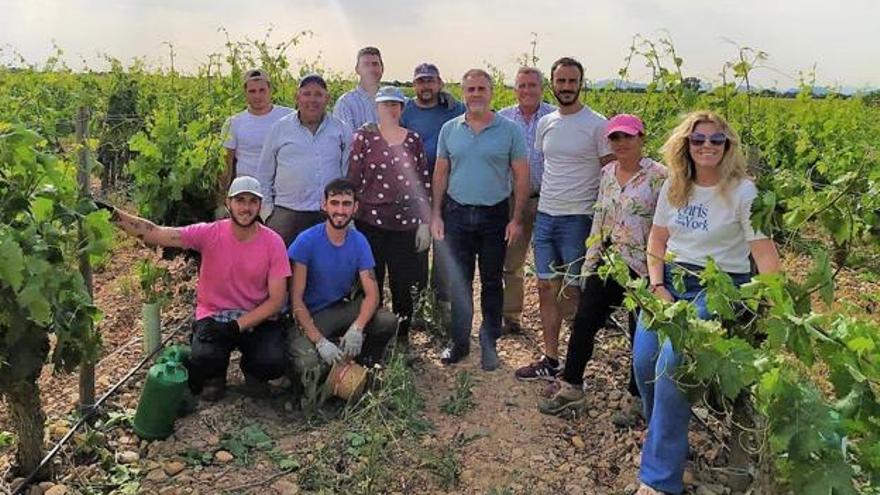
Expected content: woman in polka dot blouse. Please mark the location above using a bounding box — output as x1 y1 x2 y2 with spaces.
347 86 432 345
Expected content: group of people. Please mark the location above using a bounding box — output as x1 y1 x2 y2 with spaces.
104 46 780 495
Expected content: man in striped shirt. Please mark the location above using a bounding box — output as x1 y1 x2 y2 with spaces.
333 46 383 129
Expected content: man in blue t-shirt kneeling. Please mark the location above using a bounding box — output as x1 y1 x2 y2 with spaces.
288 178 398 382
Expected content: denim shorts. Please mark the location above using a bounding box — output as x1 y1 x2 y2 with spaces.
532 212 592 281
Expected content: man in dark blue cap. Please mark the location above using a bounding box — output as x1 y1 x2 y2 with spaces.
400 63 465 321
257 74 353 247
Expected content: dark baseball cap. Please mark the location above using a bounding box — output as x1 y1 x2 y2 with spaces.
299 73 328 89
413 63 440 80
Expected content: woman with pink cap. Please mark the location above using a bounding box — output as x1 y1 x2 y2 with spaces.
539 114 666 419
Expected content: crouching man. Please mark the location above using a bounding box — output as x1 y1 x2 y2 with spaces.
102 176 291 401
288 179 398 385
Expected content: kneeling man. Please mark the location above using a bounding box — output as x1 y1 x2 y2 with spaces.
288 178 397 381
103 176 291 401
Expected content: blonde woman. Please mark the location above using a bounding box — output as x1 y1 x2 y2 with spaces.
633 111 779 495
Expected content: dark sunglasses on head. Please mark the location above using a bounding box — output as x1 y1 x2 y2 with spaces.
688 132 728 146
608 132 639 141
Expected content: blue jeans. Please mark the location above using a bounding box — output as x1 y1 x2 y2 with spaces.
443 197 508 351
532 212 592 283
633 263 751 494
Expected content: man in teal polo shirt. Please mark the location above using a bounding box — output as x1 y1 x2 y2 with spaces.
430 68 529 371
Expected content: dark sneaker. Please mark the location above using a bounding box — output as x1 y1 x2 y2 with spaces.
538 382 586 415
479 333 499 371
201 378 226 402
243 373 271 399
440 345 469 365
514 355 562 381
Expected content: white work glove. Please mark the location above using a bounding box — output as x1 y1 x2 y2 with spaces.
415 224 431 253
340 324 364 358
316 338 344 365
260 203 274 223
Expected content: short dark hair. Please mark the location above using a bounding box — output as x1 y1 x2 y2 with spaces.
550 57 584 83
356 46 383 66
324 178 357 200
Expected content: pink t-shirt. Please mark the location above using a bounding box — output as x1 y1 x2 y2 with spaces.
180 219 292 320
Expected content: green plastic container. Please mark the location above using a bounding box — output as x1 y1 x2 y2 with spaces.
132 358 189 440
142 303 161 356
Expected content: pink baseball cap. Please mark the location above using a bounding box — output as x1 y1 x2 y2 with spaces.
606 114 645 137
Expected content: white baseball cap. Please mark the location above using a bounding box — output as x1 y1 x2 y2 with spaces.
227 176 263 199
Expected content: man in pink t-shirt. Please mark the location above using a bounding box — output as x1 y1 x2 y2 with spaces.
102 176 291 401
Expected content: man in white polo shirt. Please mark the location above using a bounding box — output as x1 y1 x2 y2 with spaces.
222 69 293 188
514 57 614 381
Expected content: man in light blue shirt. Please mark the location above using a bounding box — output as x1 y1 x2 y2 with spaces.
430 69 529 371
497 67 556 335
258 74 353 247
332 46 383 129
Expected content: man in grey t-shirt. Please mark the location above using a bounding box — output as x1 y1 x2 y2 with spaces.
514 57 614 382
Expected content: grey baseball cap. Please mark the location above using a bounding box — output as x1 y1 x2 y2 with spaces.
299 73 328 89
413 63 440 80
375 86 406 104
227 176 263 199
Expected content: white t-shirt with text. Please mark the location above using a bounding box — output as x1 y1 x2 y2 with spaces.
653 178 767 274
223 105 293 179
536 106 610 216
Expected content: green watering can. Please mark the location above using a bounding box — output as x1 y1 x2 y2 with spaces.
132 345 191 440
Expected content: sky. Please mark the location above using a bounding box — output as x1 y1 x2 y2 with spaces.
1 0 877 90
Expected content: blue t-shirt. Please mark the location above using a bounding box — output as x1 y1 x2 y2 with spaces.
437 113 529 206
400 98 465 174
288 224 375 313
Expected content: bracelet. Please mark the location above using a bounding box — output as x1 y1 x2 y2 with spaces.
650 283 664 291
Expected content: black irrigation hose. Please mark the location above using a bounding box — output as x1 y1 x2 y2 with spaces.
15 319 190 494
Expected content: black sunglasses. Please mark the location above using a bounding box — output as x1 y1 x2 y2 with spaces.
608 132 639 141
688 132 727 146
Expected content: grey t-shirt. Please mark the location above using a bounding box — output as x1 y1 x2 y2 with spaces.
535 106 610 216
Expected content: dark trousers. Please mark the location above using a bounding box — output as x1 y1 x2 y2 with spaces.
443 197 508 351
429 238 454 302
266 206 324 248
313 298 399 366
188 318 287 392
564 271 640 397
356 221 427 340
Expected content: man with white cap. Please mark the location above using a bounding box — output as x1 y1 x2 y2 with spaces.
98 176 291 401
258 73 353 247
222 69 293 187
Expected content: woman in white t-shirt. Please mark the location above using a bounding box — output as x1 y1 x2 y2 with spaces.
633 111 780 495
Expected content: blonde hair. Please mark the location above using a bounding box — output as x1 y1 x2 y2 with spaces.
660 111 748 208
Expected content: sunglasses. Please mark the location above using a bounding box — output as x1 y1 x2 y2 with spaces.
688 132 728 146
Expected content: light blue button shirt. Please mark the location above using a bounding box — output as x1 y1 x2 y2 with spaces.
257 112 353 211
498 102 556 194
332 86 377 129
437 113 528 206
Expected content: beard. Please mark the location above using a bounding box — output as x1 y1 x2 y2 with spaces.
417 89 437 104
327 213 353 230
553 89 581 106
230 211 259 228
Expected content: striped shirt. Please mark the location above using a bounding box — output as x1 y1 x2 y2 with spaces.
332 86 377 129
498 102 556 194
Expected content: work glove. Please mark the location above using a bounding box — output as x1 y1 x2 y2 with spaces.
198 319 239 343
415 224 431 253
316 338 344 365
340 324 364 358
94 199 116 214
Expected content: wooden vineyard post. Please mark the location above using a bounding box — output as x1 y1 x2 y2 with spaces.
75 106 96 417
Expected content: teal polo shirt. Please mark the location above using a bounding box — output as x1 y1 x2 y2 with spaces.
437 113 528 206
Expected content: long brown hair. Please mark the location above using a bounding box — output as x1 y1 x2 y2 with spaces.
660 111 748 208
